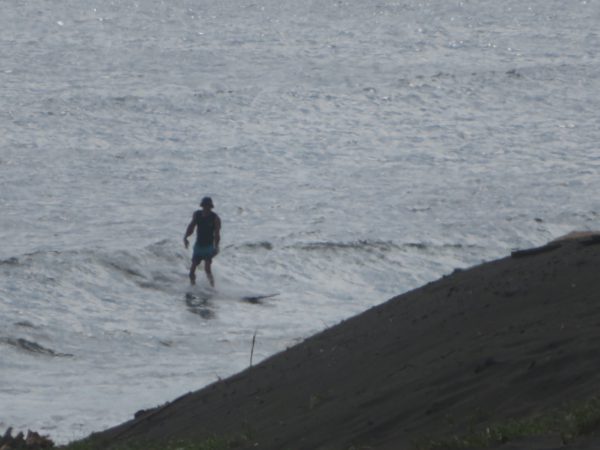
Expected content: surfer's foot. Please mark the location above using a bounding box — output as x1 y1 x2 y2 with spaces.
189 273 196 285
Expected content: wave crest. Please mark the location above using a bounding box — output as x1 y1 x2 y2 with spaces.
0 337 72 357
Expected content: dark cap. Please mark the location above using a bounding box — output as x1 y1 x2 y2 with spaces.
200 197 214 208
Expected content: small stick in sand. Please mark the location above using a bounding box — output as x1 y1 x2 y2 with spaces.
250 331 257 367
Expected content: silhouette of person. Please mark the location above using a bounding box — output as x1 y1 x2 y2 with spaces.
184 197 221 287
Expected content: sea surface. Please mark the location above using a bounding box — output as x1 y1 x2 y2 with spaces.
1 0 599 443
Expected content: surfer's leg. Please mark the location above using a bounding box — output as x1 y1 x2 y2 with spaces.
205 258 215 287
189 260 199 285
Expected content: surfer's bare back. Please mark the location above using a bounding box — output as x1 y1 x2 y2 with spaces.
184 197 221 287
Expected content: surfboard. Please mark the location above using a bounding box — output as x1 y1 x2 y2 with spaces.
240 293 280 304
184 289 279 315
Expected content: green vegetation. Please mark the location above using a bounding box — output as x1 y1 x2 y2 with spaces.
414 396 600 449
61 435 242 450
55 396 600 450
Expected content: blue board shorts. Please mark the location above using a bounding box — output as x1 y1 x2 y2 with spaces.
192 244 217 263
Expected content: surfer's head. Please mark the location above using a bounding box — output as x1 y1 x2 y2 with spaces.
200 197 214 209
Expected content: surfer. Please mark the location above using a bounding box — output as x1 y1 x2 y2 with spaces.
184 197 221 287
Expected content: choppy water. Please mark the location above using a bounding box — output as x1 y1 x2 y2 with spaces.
1 0 599 443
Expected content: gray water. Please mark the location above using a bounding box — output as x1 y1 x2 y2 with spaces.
1 0 599 443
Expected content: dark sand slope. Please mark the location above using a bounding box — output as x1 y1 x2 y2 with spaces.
95 235 600 450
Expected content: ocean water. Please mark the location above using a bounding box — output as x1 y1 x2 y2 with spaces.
1 0 599 443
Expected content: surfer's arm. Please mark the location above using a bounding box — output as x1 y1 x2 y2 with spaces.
183 214 196 249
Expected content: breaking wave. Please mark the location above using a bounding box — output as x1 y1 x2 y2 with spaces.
229 239 481 254
0 337 72 358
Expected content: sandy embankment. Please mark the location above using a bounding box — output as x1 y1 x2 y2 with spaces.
83 233 600 449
